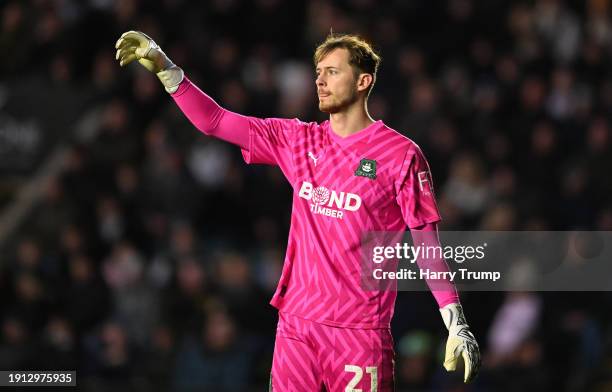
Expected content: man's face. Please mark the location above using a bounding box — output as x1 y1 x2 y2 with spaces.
315 48 359 113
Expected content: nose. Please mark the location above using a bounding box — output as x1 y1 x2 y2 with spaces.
316 73 325 87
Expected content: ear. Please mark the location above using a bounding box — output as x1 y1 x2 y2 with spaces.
356 73 373 93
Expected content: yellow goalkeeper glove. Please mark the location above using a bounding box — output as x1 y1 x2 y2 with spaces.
440 303 481 383
115 30 184 94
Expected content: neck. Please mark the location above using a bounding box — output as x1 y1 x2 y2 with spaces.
329 100 375 137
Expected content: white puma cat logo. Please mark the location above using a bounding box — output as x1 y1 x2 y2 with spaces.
308 152 319 166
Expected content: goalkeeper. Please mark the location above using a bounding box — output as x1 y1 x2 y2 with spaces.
116 31 481 390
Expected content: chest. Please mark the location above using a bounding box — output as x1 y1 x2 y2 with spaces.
291 140 396 218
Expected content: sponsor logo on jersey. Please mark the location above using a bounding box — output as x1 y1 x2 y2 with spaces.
355 158 377 179
418 170 432 196
298 181 361 219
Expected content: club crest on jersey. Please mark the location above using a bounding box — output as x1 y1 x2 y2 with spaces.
355 158 377 179
298 181 361 219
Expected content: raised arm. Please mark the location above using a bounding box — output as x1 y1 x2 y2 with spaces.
170 78 250 149
115 31 249 149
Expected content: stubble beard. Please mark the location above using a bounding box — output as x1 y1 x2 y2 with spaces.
318 87 359 114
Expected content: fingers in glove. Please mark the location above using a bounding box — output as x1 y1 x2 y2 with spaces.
443 350 458 371
115 36 128 49
443 360 457 371
115 38 138 51
462 344 481 383
119 53 139 66
115 31 146 49
115 37 125 49
461 350 473 383
115 32 136 49
121 31 149 46
116 47 136 61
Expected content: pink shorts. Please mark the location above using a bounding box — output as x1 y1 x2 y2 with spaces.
271 312 395 392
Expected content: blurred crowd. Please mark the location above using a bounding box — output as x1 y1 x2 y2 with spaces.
1 0 612 390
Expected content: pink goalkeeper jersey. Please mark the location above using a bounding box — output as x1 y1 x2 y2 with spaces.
171 78 452 329
241 117 442 329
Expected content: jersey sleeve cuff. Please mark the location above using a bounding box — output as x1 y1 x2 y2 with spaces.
407 215 442 229
170 76 192 97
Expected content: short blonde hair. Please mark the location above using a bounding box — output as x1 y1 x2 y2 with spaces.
314 33 381 95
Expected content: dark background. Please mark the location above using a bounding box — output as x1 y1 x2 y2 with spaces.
0 0 611 390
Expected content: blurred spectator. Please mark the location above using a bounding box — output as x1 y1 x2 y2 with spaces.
62 254 110 335
103 241 159 346
396 330 435 390
214 253 276 335
441 152 489 226
30 177 75 248
487 292 542 360
36 316 77 370
11 273 49 332
82 321 135 388
137 324 177 391
0 316 33 369
173 310 254 392
163 256 209 334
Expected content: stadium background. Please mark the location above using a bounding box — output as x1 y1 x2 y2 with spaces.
1 0 611 390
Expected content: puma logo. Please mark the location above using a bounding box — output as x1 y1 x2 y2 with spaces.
308 152 319 166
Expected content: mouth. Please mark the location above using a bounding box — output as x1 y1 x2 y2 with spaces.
318 93 330 98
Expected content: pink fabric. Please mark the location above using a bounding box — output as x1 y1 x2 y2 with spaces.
272 311 394 391
242 117 443 328
171 76 459 327
171 77 250 149
410 222 460 308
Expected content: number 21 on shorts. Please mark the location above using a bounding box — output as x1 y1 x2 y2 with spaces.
344 365 378 392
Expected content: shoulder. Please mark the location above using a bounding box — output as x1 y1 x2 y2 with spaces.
377 122 423 158
250 117 315 142
259 117 311 130
288 119 328 142
274 118 323 135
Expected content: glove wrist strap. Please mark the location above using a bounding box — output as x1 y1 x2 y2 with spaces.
157 66 184 94
440 302 468 331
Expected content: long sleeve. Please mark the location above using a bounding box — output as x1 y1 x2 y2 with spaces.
171 76 303 183
171 77 251 149
410 222 460 308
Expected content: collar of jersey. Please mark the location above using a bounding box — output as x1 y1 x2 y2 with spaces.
325 119 384 146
